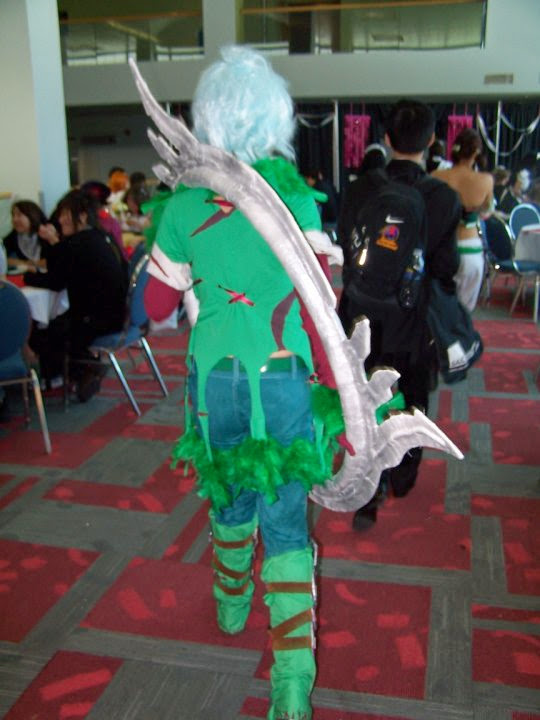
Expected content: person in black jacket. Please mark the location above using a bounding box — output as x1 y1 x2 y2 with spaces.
338 99 461 531
3 200 50 270
24 190 128 401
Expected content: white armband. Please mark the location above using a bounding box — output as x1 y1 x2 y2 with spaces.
305 229 344 266
148 243 193 291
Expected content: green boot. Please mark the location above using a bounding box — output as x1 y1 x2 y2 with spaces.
210 511 258 635
262 546 317 720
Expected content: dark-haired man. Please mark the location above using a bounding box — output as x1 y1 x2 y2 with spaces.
338 99 461 530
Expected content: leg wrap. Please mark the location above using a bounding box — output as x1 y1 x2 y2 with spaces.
210 512 258 635
262 546 317 720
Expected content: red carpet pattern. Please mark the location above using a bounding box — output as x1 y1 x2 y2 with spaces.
0 287 539 719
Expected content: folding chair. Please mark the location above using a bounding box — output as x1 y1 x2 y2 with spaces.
508 203 540 241
0 281 51 453
64 253 168 416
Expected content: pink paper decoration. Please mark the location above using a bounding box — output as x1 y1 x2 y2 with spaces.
344 114 371 168
447 115 473 159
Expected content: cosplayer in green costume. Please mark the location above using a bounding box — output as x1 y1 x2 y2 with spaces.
144 47 343 720
136 43 462 718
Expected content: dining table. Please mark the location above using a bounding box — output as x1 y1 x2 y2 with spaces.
7 271 69 327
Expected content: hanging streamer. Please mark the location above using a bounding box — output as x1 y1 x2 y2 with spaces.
343 114 371 168
446 115 473 160
297 113 335 129
476 112 540 158
499 111 540 133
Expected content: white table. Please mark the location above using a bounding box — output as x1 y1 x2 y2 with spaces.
517 222 540 243
20 286 69 327
513 223 540 322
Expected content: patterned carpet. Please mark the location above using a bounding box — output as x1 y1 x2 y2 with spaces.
0 274 539 720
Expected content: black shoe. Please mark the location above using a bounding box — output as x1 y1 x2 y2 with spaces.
352 506 378 531
76 365 105 403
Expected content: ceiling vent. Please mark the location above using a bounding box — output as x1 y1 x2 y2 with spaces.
484 73 514 85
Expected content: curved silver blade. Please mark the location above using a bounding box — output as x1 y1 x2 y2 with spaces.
129 59 463 511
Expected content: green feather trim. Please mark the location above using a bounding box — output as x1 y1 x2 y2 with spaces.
311 384 345 437
252 157 327 203
141 157 324 251
172 424 336 511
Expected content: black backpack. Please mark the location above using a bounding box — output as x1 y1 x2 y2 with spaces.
344 169 428 311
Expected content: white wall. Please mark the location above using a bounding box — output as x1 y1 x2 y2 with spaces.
0 1 41 203
0 0 70 215
62 0 540 105
77 145 161 186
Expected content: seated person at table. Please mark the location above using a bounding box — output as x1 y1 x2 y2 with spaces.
3 200 50 271
496 169 530 219
529 178 540 213
24 190 129 401
492 166 511 207
107 168 130 221
121 172 151 233
80 180 127 260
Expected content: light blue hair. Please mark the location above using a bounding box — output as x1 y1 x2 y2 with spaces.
191 45 296 165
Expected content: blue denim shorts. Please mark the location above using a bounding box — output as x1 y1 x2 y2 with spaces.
188 356 314 557
188 356 314 449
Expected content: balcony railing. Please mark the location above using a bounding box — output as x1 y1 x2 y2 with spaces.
239 0 487 54
59 10 204 65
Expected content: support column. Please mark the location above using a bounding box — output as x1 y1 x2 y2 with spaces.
0 0 70 215
202 0 238 62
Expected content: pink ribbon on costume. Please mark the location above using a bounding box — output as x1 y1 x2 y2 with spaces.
218 285 255 306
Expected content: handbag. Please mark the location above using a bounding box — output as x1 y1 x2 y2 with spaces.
427 278 483 384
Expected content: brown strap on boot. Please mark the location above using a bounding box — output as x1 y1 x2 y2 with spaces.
211 529 254 595
212 530 254 596
213 534 253 549
266 582 312 594
269 609 313 650
266 580 314 651
214 575 251 595
212 554 249 581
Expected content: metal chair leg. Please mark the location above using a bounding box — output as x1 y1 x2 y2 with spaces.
509 277 525 315
30 369 52 454
139 337 169 398
21 381 30 426
107 352 141 416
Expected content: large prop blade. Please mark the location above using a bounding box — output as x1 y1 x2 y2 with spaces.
130 59 463 511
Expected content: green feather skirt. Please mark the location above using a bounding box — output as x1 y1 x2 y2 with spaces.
172 384 344 511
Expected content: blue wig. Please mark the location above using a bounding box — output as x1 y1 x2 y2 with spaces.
191 45 296 165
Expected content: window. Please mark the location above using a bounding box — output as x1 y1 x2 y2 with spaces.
58 1 203 65
238 0 487 55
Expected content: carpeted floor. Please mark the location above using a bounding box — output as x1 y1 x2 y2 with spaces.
0 273 539 720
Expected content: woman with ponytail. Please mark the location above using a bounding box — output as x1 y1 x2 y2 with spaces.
432 128 493 311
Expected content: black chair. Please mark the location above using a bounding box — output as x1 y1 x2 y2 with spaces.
0 281 51 453
480 216 517 304
508 203 540 241
64 253 168 416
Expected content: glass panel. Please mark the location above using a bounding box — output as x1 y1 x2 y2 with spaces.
58 3 203 65
239 1 487 55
